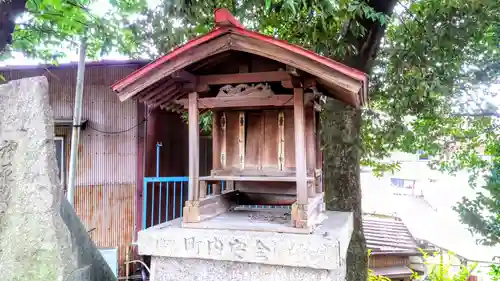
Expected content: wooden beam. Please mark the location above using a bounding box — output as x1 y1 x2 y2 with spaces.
151 91 179 108
149 86 179 107
239 64 249 73
230 34 363 107
159 91 187 110
210 168 297 177
171 70 196 83
258 113 265 170
145 84 177 104
281 77 316 89
172 104 185 113
286 65 300 76
191 52 233 71
188 92 200 201
198 71 291 86
306 106 316 172
181 82 210 93
199 175 314 182
212 111 221 170
278 111 285 171
138 79 175 103
221 112 227 169
162 102 177 111
117 35 231 101
294 87 307 205
210 111 222 206
182 192 233 225
238 112 245 170
199 181 207 199
176 95 297 109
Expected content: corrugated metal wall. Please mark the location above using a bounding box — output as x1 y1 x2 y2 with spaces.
369 255 410 268
1 62 143 277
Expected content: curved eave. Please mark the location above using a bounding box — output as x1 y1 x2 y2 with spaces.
112 27 368 108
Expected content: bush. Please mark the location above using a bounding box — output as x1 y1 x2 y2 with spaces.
367 249 478 281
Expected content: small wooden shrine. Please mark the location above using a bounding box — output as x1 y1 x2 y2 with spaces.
112 8 368 233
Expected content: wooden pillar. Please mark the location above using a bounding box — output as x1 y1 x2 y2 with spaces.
238 112 245 170
212 111 221 170
306 106 316 197
294 88 307 205
188 92 199 201
306 107 316 171
278 111 285 171
199 181 207 199
221 112 227 169
212 111 221 193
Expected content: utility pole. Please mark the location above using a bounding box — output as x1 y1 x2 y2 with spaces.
67 36 87 206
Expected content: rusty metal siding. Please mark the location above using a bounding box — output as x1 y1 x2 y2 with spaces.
75 183 135 275
1 63 144 277
369 255 410 268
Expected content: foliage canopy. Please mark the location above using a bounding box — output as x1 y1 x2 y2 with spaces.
2 0 148 62
7 0 500 247
123 0 500 246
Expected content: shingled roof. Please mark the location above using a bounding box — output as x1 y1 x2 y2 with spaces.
111 8 369 109
363 214 420 256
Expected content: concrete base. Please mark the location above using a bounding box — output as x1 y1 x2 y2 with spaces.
150 256 346 281
138 211 353 281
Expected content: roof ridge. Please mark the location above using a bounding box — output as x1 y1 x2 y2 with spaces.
214 8 244 29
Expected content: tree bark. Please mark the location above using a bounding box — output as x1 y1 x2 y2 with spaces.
321 98 365 281
0 0 27 54
320 2 398 281
342 0 398 73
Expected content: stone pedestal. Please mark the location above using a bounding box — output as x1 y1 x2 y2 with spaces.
137 211 353 281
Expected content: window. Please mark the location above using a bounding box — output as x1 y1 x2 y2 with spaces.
54 137 65 186
391 178 416 189
417 150 429 160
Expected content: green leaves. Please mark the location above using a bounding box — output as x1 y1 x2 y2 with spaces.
411 250 478 281
265 0 271 11
490 265 500 281
453 145 500 246
120 0 500 245
5 0 148 61
9 0 498 246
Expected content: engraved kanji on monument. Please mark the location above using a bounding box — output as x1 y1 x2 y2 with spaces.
0 76 116 281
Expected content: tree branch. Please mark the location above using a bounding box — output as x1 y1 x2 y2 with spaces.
453 112 500 118
0 0 28 54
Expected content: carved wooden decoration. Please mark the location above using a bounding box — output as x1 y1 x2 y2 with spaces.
221 112 227 168
238 112 245 169
278 111 285 171
217 83 274 97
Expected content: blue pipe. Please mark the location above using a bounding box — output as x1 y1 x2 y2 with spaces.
156 142 162 177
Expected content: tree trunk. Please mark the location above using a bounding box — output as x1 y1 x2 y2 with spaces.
321 98 366 281
0 0 27 54
322 2 397 280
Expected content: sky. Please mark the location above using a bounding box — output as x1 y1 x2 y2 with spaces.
0 0 160 67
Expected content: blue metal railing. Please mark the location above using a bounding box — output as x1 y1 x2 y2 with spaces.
142 176 189 230
142 142 226 229
142 142 189 229
142 177 232 229
141 143 291 230
142 178 293 229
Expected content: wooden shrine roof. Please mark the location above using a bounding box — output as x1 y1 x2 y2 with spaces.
111 8 369 110
363 215 420 256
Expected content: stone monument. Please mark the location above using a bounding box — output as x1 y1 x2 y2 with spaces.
139 211 353 281
0 76 116 281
